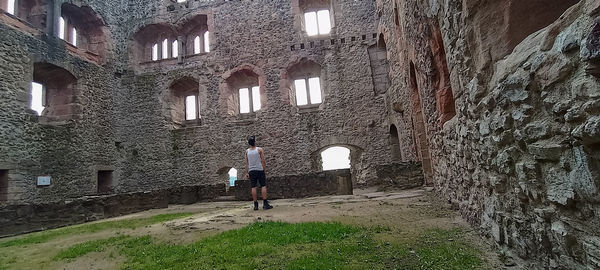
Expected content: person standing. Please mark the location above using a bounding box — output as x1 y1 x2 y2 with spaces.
245 136 273 210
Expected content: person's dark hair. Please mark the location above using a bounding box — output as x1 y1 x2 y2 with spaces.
248 136 256 146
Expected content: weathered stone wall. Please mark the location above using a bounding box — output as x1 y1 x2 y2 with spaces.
374 162 424 189
0 190 169 237
377 0 600 268
233 169 353 200
0 0 397 206
0 183 228 237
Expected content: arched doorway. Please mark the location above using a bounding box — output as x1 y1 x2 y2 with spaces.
321 146 351 171
228 168 238 187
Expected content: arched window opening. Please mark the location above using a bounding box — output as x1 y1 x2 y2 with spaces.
223 68 264 116
60 4 107 58
228 168 238 187
321 146 351 171
299 0 332 36
180 14 209 56
172 40 179 58
32 62 78 122
389 125 402 162
169 77 200 125
368 34 391 95
285 59 323 107
162 38 169 59
132 24 176 63
203 31 210 52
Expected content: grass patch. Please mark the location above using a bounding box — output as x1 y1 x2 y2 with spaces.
0 212 194 248
54 221 482 269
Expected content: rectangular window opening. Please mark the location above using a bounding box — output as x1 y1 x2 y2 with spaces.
304 11 318 36
317 10 331 35
294 79 308 106
71 28 77 46
239 88 250 114
97 170 113 194
185 95 198 120
152 43 158 61
308 77 322 104
31 82 45 115
251 86 261 112
162 39 169 59
172 40 179 58
194 36 201 54
203 31 210 52
59 17 66 40
7 0 15 15
0 170 8 202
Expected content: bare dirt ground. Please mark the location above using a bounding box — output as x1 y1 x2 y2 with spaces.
1 187 506 269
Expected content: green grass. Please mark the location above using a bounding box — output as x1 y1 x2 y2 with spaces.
0 213 194 248
53 221 483 269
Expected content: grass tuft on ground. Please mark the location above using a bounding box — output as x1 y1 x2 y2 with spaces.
54 221 482 269
0 212 194 248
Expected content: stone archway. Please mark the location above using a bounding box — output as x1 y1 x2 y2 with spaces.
310 143 363 185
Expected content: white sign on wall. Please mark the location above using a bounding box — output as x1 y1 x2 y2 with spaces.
37 176 51 186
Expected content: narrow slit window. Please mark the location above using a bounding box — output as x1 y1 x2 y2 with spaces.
239 88 250 114
59 17 66 40
194 36 201 54
71 28 77 46
172 40 179 58
162 39 169 59
7 0 15 15
203 31 210 52
294 79 308 106
251 86 261 112
185 95 197 120
31 82 45 115
152 43 158 61
0 170 8 202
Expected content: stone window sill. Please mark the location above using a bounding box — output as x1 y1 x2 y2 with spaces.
140 58 178 66
173 119 203 129
297 104 322 113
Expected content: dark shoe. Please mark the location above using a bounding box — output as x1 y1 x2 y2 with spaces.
263 200 273 210
253 201 259 211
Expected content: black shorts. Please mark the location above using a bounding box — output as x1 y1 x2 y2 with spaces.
249 170 267 188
